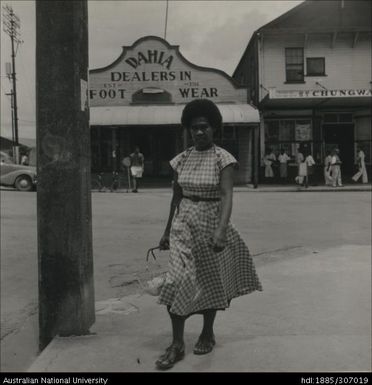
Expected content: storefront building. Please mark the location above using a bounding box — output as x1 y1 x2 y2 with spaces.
233 0 371 182
89 36 259 184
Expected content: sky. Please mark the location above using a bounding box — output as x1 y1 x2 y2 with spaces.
0 0 303 140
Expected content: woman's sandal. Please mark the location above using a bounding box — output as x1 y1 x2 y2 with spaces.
155 344 185 370
193 336 216 355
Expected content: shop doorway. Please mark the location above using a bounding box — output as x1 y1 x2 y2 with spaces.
130 126 181 178
91 125 182 183
323 123 354 174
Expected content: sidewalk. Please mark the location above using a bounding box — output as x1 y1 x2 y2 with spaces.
28 245 371 372
239 183 371 193
92 183 371 194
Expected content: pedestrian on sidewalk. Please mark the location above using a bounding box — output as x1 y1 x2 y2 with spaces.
330 148 343 187
304 150 316 188
352 147 368 184
263 148 276 180
156 99 262 370
295 148 305 186
129 146 144 193
278 149 291 182
324 150 333 186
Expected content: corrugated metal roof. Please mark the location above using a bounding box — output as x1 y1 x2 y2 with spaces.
90 104 259 126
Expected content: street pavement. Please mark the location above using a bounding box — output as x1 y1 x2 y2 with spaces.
0 185 371 372
28 244 371 372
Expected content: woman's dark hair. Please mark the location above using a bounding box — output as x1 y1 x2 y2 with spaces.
181 99 222 130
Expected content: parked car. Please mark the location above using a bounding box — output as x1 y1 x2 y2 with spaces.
0 151 37 191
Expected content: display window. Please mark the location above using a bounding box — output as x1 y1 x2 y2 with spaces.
265 118 315 159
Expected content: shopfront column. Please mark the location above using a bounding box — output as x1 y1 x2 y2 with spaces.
253 124 260 188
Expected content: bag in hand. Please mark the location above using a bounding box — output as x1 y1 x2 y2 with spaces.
137 247 166 296
145 275 165 296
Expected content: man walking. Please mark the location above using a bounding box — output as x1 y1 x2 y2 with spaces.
330 148 343 187
129 146 144 193
352 147 368 184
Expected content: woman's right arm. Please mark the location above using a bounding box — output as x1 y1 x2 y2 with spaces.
159 171 183 250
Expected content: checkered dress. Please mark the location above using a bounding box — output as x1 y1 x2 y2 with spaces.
158 145 262 316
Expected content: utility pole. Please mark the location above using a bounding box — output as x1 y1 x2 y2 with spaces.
5 63 15 149
36 0 94 350
164 0 169 40
5 88 15 156
2 4 21 163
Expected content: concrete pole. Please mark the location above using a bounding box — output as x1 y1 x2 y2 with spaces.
36 0 94 350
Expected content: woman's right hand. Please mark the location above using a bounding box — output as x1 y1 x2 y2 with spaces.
159 233 170 250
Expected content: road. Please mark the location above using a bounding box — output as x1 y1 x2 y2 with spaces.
1 188 371 371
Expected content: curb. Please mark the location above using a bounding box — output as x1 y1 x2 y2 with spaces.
91 185 371 193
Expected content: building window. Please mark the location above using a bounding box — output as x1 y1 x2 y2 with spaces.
323 113 338 123
339 113 353 123
265 118 320 162
323 113 353 123
306 57 325 76
285 48 304 83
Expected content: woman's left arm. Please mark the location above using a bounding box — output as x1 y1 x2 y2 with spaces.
212 164 234 252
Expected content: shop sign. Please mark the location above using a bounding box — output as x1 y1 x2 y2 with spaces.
89 36 247 106
269 88 372 99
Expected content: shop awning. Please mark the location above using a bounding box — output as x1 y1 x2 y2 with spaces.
90 104 259 126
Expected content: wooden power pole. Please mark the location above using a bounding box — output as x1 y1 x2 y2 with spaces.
36 0 95 350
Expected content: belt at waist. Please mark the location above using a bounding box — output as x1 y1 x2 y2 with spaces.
182 195 221 202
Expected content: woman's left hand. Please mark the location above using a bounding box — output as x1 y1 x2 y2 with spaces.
210 228 227 253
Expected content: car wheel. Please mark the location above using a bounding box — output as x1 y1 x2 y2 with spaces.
14 175 33 192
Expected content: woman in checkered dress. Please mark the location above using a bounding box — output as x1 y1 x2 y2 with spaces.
155 99 262 370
